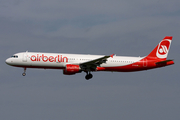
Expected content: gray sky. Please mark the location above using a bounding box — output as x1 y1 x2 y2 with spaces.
1 0 180 120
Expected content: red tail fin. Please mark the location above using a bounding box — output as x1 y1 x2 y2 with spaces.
146 36 173 60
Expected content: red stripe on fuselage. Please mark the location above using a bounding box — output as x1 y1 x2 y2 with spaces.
97 58 174 72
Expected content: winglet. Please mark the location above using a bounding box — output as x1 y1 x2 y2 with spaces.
110 54 114 58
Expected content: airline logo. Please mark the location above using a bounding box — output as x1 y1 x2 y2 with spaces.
156 40 171 58
159 45 168 54
30 54 68 62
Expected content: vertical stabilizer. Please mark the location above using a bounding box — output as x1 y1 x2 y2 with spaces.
146 36 173 60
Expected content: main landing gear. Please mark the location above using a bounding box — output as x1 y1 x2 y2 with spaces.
85 72 93 80
22 67 26 76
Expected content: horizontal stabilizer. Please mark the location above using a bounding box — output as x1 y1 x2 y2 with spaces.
156 59 174 65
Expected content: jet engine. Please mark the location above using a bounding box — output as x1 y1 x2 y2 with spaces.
63 64 81 75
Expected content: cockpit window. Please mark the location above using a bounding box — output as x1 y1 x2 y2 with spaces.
11 55 18 58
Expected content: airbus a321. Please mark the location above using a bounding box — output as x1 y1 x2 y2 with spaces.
6 36 174 80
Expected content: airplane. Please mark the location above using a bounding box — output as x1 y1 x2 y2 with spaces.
6 36 174 80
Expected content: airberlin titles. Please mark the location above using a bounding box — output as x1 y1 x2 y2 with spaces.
30 54 68 62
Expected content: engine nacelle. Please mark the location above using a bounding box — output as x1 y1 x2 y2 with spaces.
63 64 81 75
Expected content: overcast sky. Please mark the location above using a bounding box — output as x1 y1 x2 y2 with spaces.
1 0 180 120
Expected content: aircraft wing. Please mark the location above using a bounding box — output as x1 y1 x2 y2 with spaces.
80 54 114 71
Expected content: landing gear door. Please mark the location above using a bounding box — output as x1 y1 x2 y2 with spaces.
22 52 27 62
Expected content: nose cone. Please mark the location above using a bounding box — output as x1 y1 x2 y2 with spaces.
5 58 11 65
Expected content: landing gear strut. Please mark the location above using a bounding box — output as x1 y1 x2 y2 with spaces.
22 67 26 76
85 72 93 80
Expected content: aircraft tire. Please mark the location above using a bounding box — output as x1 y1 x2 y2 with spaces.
22 73 26 76
85 75 90 80
85 74 93 80
89 73 93 79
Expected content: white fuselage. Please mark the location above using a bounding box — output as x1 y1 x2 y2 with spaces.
6 52 143 69
5 36 174 80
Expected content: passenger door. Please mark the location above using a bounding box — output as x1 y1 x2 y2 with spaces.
22 52 27 62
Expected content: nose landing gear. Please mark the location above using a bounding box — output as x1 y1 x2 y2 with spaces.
22 67 26 76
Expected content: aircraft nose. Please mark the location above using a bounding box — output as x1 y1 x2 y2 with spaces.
5 58 11 65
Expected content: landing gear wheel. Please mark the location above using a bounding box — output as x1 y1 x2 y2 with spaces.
85 73 93 80
22 73 26 76
85 75 89 80
89 73 93 79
